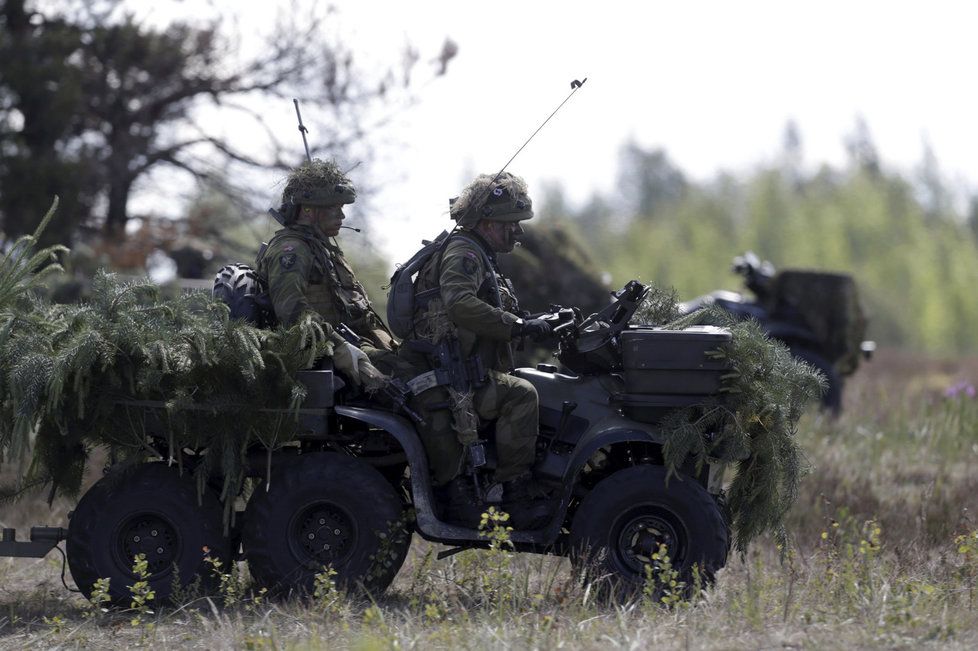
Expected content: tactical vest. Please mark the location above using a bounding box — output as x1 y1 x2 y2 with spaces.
256 225 393 349
409 233 519 373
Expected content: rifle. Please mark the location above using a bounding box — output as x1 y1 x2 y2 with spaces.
402 337 489 474
336 324 426 427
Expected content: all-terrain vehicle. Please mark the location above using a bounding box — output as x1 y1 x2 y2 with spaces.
679 252 875 412
0 280 733 604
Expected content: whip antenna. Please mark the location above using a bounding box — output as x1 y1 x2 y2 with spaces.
461 77 588 217
490 77 587 184
293 98 312 163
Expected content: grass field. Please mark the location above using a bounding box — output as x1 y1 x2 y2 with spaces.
2 348 977 650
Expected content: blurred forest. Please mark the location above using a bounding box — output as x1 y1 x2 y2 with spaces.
533 122 978 355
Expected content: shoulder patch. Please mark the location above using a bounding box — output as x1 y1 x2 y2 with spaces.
279 253 297 270
462 256 478 274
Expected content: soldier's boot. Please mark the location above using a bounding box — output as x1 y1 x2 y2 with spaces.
501 472 555 530
435 476 484 526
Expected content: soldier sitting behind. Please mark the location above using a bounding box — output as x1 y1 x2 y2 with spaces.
256 159 389 388
400 172 555 529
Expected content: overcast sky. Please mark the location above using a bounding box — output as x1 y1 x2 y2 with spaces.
142 0 978 263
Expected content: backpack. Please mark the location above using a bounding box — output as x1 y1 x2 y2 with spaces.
212 263 277 328
386 230 450 338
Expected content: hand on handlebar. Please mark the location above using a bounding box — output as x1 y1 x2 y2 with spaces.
514 318 553 342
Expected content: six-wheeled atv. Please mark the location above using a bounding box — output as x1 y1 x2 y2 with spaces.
1 281 733 603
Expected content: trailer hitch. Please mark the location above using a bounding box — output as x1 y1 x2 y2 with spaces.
0 527 68 558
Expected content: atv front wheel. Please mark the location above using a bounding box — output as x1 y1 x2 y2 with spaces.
242 452 411 596
66 462 230 606
569 464 728 600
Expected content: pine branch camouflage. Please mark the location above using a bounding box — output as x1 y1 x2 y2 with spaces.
635 285 824 553
0 208 332 512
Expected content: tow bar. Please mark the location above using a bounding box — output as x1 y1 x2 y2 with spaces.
0 527 68 558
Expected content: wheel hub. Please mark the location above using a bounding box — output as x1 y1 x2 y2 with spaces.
292 503 356 566
117 514 179 577
617 512 683 577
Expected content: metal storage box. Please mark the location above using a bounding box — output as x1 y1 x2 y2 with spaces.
621 326 731 395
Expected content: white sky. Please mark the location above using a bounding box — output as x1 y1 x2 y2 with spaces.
140 0 978 264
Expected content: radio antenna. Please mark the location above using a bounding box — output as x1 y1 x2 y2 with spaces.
491 78 587 185
463 77 588 217
293 98 312 163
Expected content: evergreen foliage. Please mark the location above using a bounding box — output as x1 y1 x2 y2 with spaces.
0 203 330 506
634 285 824 552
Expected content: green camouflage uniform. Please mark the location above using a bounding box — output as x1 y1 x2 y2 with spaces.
402 230 538 485
256 223 394 352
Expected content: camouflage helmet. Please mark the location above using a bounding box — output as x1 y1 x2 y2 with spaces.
450 172 533 228
282 158 356 209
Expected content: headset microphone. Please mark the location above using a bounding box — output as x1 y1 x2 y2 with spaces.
340 225 362 233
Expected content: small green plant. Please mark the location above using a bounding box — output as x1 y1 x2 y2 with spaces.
408 545 435 595
42 614 66 635
479 507 515 551
642 544 688 608
313 566 342 614
128 553 155 628
168 564 202 607
954 529 978 608
85 577 112 619
366 510 413 584
205 553 244 608
477 507 516 608
248 586 269 611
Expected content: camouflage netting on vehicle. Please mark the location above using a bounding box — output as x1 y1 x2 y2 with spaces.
633 284 824 553
0 202 331 516
769 270 868 375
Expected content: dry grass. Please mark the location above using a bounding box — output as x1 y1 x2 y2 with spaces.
3 347 978 649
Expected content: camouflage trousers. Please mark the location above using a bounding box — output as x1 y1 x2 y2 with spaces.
414 371 539 485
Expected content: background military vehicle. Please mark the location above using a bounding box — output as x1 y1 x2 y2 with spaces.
679 252 875 412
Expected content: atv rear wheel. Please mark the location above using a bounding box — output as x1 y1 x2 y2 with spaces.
242 452 411 596
569 464 728 601
66 462 230 607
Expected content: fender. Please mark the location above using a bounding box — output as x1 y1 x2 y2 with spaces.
562 426 662 484
334 407 565 546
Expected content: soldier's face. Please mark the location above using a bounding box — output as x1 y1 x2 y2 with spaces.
479 220 524 253
303 205 345 236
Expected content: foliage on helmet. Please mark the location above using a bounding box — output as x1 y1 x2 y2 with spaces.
450 171 533 227
281 158 356 208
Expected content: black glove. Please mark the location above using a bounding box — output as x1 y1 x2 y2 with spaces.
515 318 552 342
